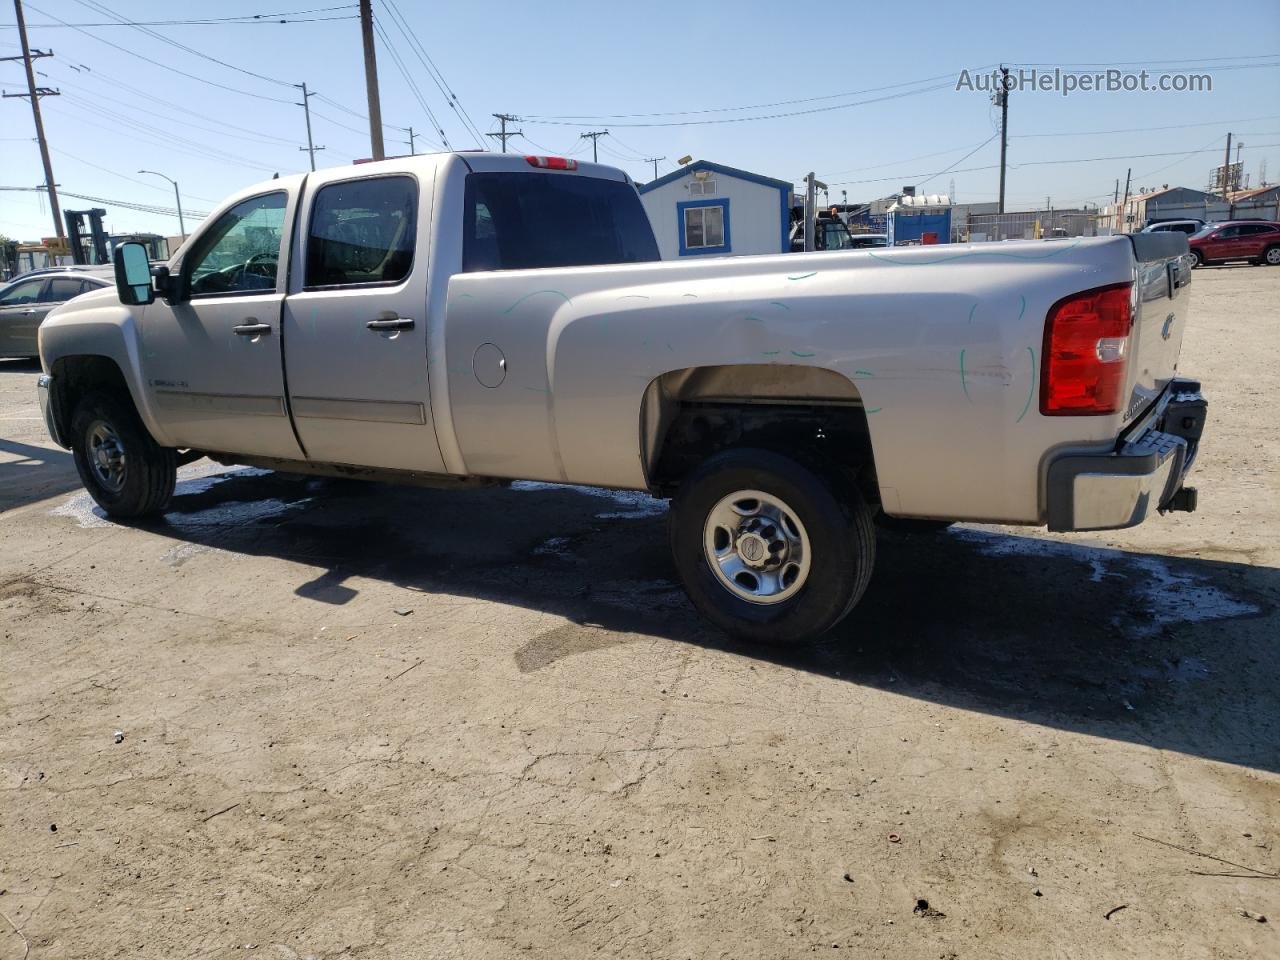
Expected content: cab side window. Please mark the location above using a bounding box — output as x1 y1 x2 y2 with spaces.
186 192 287 298
305 176 417 288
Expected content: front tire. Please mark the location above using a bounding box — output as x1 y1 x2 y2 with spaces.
70 391 176 518
1190 249 1204 268
670 448 875 645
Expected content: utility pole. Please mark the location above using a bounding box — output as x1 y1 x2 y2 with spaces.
358 0 385 160
1221 132 1232 200
404 126 417 155
3 0 63 240
1120 167 1132 233
487 113 522 153
1113 178 1119 207
579 130 608 163
994 64 1010 214
642 157 665 181
803 173 817 252
295 81 325 171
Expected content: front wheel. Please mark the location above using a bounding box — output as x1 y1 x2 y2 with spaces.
1189 249 1204 268
669 448 875 645
70 391 176 518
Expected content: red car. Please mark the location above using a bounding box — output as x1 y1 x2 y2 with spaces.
1187 220 1280 267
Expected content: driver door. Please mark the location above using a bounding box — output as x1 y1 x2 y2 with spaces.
140 189 305 459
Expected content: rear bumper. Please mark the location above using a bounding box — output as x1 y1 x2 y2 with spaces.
1046 379 1206 532
37 373 68 448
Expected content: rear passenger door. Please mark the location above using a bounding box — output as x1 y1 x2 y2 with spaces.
281 167 446 473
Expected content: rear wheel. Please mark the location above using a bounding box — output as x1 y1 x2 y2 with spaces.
70 391 175 518
1264 245 1280 266
1189 249 1204 268
670 448 874 645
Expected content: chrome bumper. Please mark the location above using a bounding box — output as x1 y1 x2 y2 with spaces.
37 373 68 448
1046 379 1206 532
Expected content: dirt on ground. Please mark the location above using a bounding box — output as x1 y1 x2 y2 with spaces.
0 264 1276 960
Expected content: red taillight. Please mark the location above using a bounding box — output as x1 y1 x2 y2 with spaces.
1040 282 1133 415
525 155 578 171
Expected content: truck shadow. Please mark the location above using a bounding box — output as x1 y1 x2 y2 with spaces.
97 466 1280 774
0 438 81 513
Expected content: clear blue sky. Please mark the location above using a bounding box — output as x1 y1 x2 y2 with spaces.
1 0 1277 241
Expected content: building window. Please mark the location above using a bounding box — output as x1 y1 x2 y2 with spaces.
678 198 730 255
689 178 717 197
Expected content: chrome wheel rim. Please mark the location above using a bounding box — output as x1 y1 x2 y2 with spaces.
1267 248 1280 265
702 489 811 604
87 420 126 493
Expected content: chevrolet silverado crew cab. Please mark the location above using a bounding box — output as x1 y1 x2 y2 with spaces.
36 152 1207 644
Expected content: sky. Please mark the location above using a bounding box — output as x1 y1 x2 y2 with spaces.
1 0 1278 241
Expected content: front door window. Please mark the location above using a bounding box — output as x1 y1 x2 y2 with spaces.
185 193 287 298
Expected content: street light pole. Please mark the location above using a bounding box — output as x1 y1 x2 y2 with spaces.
138 169 185 237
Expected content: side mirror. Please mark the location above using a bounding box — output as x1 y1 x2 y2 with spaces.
113 242 154 306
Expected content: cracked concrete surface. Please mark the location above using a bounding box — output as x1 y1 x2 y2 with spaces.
1 267 1278 959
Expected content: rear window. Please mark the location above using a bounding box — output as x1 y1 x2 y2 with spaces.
463 172 659 272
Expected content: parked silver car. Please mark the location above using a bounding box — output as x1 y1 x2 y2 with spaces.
0 271 112 359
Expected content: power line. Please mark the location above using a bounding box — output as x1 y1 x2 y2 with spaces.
1 185 209 220
524 80 958 128
378 0 484 145
522 68 995 121
50 145 221 203
41 67 301 147
917 133 1001 189
5 12 357 28
54 92 296 169
371 16 451 149
1014 114 1280 139
24 2 295 103
71 0 296 87
822 143 1280 187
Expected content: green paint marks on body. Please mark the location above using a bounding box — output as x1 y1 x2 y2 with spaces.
1016 294 1026 322
865 407 882 414
503 289 573 314
959 349 971 401
786 272 817 280
761 350 781 356
854 369 874 377
1016 347 1036 423
967 303 977 325
769 301 791 310
790 350 816 358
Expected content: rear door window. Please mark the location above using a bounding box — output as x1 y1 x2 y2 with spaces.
43 277 88 302
463 172 659 272
305 176 417 288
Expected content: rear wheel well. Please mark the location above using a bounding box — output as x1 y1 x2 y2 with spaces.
49 355 132 442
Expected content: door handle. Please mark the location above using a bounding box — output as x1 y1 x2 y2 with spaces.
366 317 415 331
233 323 272 336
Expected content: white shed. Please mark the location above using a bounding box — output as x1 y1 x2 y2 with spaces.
638 161 793 260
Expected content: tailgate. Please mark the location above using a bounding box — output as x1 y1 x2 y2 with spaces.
1124 232 1191 422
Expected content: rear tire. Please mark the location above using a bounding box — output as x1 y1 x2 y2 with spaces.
669 448 875 645
1264 245 1280 266
70 390 175 518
